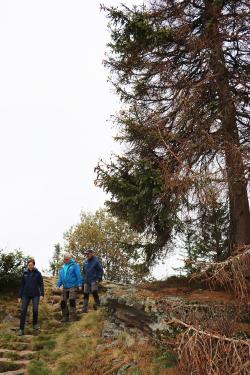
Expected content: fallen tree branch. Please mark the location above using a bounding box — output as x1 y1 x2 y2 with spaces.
191 248 250 301
165 317 250 375
166 318 249 346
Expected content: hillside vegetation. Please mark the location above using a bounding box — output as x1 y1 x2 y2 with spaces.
0 277 182 375
0 277 249 374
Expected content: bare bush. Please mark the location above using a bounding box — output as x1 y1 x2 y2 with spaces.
167 318 250 375
192 247 250 302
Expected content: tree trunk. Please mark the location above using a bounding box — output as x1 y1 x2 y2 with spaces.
205 1 250 249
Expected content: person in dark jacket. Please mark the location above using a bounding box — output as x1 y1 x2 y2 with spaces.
17 258 44 336
82 249 103 313
56 253 82 322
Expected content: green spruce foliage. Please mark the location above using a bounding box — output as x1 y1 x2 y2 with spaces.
182 200 230 274
96 0 250 267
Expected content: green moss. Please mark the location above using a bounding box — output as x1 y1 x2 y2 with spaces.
130 368 143 375
37 349 60 362
0 332 15 342
32 338 56 351
27 359 51 375
151 349 178 374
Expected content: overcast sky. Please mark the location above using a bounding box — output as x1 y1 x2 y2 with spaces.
0 0 182 276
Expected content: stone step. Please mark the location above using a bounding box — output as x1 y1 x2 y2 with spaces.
47 296 61 304
0 343 31 351
0 359 28 366
16 336 33 342
44 279 54 285
52 301 83 313
0 349 35 358
0 370 25 375
51 288 61 296
17 351 33 357
6 340 32 347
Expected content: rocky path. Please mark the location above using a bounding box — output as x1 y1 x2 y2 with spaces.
0 278 73 375
0 328 35 374
0 343 33 374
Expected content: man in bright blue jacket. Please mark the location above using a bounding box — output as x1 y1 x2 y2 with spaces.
56 253 82 322
82 249 103 313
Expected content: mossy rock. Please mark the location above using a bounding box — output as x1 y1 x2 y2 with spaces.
0 361 21 372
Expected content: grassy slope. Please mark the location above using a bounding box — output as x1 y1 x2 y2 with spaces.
0 278 179 375
27 311 179 375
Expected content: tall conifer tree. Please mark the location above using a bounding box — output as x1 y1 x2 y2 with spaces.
96 0 250 260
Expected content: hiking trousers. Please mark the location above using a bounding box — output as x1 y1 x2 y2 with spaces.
20 296 40 330
83 282 100 310
60 287 78 320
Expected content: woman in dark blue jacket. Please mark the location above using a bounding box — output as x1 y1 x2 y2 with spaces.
18 258 44 335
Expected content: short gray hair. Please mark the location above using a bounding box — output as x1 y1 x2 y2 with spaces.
64 252 71 259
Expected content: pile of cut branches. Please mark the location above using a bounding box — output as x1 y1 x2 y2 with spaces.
167 318 250 375
192 247 250 301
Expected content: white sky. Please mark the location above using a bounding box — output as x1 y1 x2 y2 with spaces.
0 0 182 277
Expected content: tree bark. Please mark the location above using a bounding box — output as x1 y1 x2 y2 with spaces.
205 1 250 249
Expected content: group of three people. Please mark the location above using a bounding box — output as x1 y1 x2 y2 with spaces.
17 249 103 335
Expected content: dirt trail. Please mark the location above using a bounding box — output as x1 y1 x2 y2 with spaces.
0 332 34 374
0 278 64 375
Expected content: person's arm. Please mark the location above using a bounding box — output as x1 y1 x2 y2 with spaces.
75 264 83 287
96 259 103 281
18 274 25 299
56 269 63 288
82 262 86 277
81 263 85 285
39 273 45 297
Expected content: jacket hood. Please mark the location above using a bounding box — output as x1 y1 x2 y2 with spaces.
25 267 39 273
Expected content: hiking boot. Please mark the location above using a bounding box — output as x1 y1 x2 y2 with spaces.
61 306 69 323
70 309 78 321
93 303 100 311
93 292 101 310
62 316 69 323
33 324 40 331
71 315 79 321
17 329 24 336
82 299 89 313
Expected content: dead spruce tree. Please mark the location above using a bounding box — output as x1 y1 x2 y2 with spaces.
96 0 250 264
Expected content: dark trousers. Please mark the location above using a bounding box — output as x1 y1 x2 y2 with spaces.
60 287 77 319
20 296 40 330
83 282 100 309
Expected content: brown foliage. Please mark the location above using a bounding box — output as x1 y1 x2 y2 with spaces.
192 247 250 302
167 318 250 375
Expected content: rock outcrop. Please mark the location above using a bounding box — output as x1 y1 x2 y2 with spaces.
101 281 250 342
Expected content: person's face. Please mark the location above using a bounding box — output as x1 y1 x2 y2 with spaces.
64 257 70 264
27 262 35 271
86 252 94 259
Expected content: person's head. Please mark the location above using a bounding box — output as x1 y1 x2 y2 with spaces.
64 253 71 264
85 249 94 260
27 258 35 271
